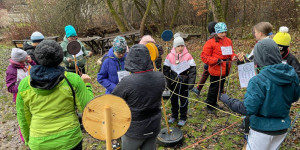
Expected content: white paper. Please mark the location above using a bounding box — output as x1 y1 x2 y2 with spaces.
221 46 233 55
171 61 190 75
117 70 130 82
72 50 84 58
238 62 255 88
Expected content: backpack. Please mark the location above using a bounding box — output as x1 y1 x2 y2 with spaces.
97 53 114 72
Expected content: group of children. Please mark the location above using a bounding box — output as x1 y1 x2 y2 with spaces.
5 21 300 150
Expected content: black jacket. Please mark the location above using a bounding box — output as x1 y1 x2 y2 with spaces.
283 52 300 79
112 44 165 139
23 41 38 64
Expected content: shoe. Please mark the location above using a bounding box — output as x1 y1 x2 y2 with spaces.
206 106 216 114
191 87 200 95
168 117 177 124
177 120 187 126
112 140 121 150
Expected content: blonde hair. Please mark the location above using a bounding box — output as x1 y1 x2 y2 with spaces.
254 22 273 36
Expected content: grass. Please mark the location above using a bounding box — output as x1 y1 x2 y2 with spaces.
0 35 299 149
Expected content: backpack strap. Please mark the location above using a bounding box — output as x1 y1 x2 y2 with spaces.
64 75 77 112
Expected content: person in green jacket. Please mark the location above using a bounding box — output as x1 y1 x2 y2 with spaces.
61 25 93 74
16 40 94 150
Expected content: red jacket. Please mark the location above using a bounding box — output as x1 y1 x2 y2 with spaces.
201 37 236 76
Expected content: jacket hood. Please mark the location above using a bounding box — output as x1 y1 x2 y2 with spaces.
125 44 153 73
30 65 65 91
254 38 282 67
260 64 299 85
23 41 35 51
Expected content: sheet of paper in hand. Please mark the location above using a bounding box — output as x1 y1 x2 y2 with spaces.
221 46 233 55
72 50 84 58
171 61 190 75
238 62 255 88
117 70 130 82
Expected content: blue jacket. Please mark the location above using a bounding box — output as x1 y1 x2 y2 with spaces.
244 64 299 131
97 48 126 94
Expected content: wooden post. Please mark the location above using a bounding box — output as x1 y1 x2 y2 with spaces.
161 97 170 134
152 61 157 71
105 106 112 150
74 55 78 74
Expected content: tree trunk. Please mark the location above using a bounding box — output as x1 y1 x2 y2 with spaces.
140 0 153 36
212 0 225 22
208 0 218 22
170 0 180 29
117 0 132 30
105 0 128 32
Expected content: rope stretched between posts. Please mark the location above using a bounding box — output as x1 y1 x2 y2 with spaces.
165 87 242 118
182 119 243 150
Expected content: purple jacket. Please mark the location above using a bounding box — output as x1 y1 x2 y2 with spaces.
6 59 36 102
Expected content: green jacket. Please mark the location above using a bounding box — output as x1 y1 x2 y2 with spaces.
60 36 89 71
16 71 94 150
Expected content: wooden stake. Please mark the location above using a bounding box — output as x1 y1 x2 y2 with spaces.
161 97 171 134
74 55 78 74
105 106 112 150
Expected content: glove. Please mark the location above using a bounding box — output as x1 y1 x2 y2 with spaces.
217 59 222 65
219 93 230 105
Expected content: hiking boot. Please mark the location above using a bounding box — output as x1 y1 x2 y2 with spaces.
177 120 187 127
191 87 200 95
206 106 216 114
168 117 177 124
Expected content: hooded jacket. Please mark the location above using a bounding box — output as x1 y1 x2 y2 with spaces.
23 41 38 64
112 44 165 139
222 39 300 133
60 36 90 71
97 48 127 94
16 66 94 149
6 59 36 102
201 37 236 76
163 47 196 90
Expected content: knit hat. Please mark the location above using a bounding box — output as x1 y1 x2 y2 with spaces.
11 48 28 62
113 36 127 53
34 40 63 67
139 35 155 45
253 38 282 68
31 31 44 43
214 22 227 34
208 21 217 34
173 36 185 48
65 25 77 38
273 26 291 51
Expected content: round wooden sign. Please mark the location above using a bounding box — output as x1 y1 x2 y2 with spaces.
161 30 173 41
82 94 131 140
67 41 81 55
146 43 158 62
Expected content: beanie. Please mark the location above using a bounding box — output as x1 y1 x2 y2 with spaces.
31 31 44 43
273 26 291 51
253 38 282 68
113 36 127 53
208 21 218 34
65 25 77 38
173 36 185 48
139 35 155 45
34 40 63 67
214 22 227 34
11 48 28 62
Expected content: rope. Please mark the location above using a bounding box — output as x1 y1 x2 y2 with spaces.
166 87 242 118
164 72 238 86
276 109 300 150
182 119 243 150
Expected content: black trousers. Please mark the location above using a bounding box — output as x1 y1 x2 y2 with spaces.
170 82 189 121
205 75 226 108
